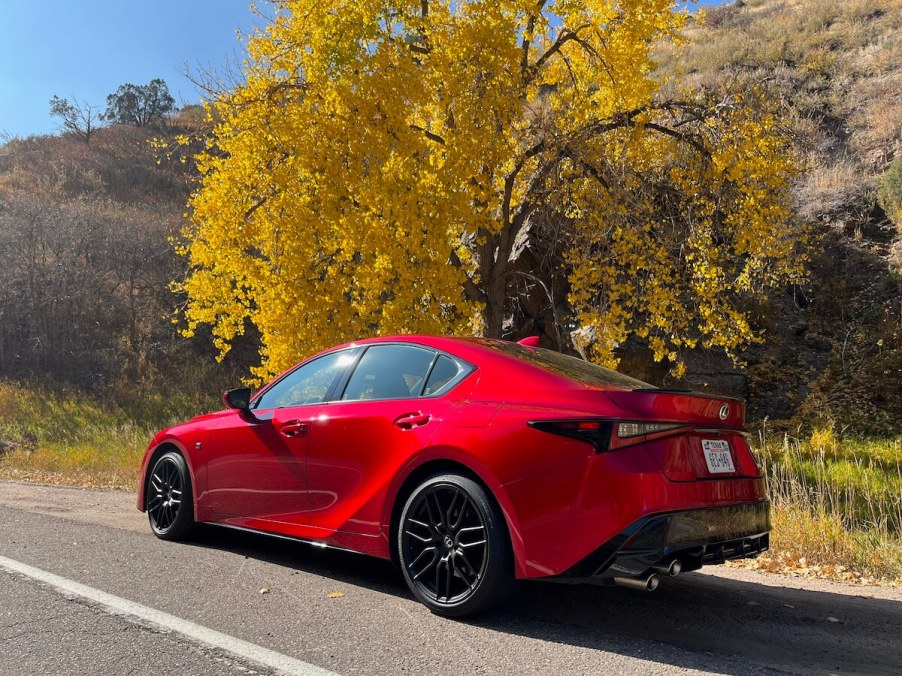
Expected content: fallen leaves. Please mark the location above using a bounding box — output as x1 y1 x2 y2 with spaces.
727 551 886 586
0 466 134 492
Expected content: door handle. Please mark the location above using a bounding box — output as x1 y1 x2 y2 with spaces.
279 420 308 438
393 412 431 430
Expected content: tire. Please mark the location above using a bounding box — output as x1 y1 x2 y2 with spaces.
146 451 195 541
398 473 514 618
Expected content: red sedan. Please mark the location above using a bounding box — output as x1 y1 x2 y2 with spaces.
138 336 770 617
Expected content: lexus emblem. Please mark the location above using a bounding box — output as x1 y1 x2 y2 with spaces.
718 404 730 420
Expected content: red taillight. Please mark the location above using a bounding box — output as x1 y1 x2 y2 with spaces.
528 420 614 452
576 421 603 431
529 419 690 453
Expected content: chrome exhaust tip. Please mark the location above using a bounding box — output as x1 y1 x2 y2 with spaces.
613 574 660 592
653 560 682 577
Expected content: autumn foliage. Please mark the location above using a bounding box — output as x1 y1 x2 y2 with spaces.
183 0 807 380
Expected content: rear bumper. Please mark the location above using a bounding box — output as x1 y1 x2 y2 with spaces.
557 500 771 580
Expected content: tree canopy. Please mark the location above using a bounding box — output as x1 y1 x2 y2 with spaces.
182 0 807 380
104 79 175 127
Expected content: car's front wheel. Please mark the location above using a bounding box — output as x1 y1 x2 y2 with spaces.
398 473 513 617
146 450 195 540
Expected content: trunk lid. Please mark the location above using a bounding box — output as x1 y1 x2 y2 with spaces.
602 389 758 481
602 389 745 428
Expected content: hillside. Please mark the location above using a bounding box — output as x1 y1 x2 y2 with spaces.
656 0 902 432
675 0 901 231
0 118 256 397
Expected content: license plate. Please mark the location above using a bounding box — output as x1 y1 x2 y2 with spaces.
702 439 735 473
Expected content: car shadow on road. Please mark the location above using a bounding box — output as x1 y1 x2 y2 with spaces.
187 525 902 676
493 575 902 675
186 524 410 596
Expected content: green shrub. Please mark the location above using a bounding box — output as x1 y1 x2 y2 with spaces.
878 156 902 230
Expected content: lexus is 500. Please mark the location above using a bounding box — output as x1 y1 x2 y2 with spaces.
139 336 770 617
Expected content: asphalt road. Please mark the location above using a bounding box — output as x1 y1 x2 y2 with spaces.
1 481 900 675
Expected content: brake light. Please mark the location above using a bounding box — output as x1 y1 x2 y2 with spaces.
528 420 614 452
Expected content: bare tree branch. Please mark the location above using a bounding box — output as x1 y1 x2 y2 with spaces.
644 121 711 157
505 269 562 348
520 1 548 75
49 96 104 142
409 124 446 145
532 24 591 73
501 138 547 227
449 249 487 303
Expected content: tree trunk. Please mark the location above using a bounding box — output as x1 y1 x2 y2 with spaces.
481 272 508 338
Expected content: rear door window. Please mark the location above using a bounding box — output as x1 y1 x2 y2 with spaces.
423 355 462 395
342 344 435 401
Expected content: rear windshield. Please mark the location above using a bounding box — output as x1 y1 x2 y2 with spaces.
466 339 653 390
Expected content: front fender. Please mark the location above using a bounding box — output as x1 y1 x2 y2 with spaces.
136 436 201 522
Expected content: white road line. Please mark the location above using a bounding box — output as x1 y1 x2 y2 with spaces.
0 555 338 676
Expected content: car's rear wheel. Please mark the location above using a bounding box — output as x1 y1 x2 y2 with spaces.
146 451 195 540
398 473 513 617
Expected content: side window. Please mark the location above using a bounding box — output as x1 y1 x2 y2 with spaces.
423 355 461 395
342 345 435 401
254 350 354 409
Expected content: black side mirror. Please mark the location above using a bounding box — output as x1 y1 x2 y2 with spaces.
223 387 253 413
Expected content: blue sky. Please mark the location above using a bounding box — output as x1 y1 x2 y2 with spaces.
0 0 726 139
0 0 256 138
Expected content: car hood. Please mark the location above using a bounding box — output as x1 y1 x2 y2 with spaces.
155 408 232 439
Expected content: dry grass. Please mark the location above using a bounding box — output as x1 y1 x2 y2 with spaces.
0 380 220 490
665 0 902 223
737 427 902 584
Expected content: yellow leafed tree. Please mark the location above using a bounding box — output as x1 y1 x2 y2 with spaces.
182 0 806 380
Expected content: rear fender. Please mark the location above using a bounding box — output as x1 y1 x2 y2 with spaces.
383 445 529 579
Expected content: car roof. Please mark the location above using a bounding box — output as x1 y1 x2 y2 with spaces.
320 335 647 394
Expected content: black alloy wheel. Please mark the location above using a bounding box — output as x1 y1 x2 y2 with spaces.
398 474 513 617
146 451 195 540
